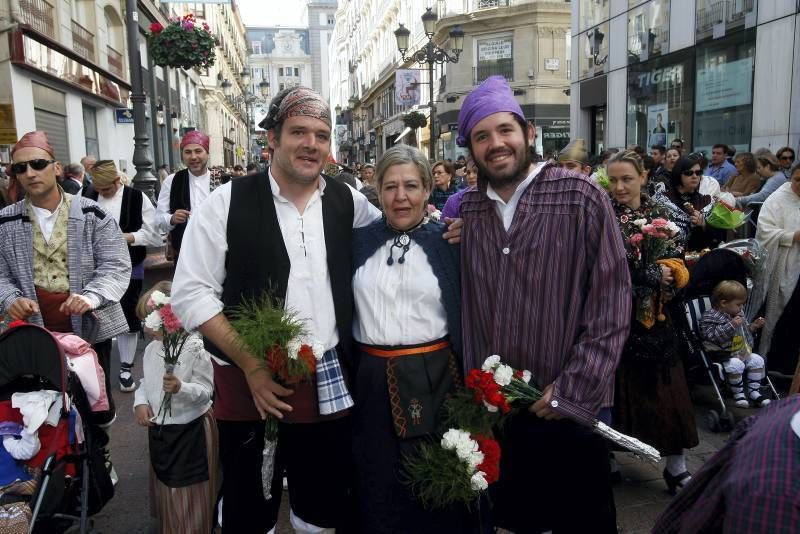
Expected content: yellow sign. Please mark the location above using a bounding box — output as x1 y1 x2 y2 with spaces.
0 104 17 145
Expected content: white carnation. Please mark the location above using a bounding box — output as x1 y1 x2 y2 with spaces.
441 428 469 451
466 450 484 471
483 400 498 413
666 221 680 234
144 310 162 330
482 355 501 372
429 209 442 221
470 471 488 491
633 218 647 227
521 370 532 384
455 436 479 462
150 291 169 306
312 342 325 361
286 338 302 360
493 364 514 386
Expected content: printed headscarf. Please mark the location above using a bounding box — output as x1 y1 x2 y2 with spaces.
456 76 525 147
558 139 589 165
180 130 210 153
91 160 119 187
259 86 331 131
11 131 55 158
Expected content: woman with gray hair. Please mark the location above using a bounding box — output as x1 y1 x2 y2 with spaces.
351 144 474 532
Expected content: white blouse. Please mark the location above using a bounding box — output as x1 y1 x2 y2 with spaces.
133 334 213 425
352 237 448 346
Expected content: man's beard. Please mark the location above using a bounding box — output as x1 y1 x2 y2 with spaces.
474 144 532 188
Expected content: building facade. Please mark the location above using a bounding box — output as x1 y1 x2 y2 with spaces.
329 0 572 165
304 0 337 98
0 0 136 168
570 0 800 156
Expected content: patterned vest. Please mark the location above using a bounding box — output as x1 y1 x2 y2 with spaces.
29 195 71 293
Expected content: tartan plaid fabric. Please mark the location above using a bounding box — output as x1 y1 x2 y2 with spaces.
316 347 353 415
653 396 800 533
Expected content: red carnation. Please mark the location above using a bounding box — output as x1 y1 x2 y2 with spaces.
298 344 316 374
149 22 163 33
473 434 501 484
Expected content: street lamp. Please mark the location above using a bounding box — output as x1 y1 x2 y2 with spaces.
395 8 464 160
240 67 251 87
221 79 232 97
259 79 270 98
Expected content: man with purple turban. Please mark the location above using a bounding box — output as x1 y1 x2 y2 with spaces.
457 76 630 532
155 129 215 259
0 131 132 476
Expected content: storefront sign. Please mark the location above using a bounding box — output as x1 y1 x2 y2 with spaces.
695 57 753 112
115 108 134 124
633 65 682 90
477 38 512 62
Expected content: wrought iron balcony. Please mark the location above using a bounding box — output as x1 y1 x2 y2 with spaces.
71 20 95 61
473 62 514 85
19 0 55 38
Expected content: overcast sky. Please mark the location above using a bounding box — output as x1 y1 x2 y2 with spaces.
237 0 308 27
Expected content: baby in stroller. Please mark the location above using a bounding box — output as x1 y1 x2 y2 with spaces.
700 280 770 408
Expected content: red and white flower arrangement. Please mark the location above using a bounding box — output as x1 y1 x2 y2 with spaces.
627 217 681 262
143 290 191 425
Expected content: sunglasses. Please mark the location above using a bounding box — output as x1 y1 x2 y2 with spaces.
11 159 55 174
779 155 794 161
682 170 703 177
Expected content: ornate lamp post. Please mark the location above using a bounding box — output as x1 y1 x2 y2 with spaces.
221 73 270 165
395 8 464 160
125 0 158 202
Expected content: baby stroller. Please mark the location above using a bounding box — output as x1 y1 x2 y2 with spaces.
0 323 114 533
683 247 780 432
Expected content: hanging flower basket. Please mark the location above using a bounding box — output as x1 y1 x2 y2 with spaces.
148 14 217 70
403 111 427 129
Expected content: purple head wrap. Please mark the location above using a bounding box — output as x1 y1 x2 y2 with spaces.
456 76 526 147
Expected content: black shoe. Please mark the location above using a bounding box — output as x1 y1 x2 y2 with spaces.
119 364 136 392
663 468 692 496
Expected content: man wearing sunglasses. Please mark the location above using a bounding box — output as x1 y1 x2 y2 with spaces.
0 130 131 428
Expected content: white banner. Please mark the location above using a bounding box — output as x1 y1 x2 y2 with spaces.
395 69 421 107
478 38 512 62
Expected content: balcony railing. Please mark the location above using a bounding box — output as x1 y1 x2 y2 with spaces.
19 0 55 39
71 20 95 61
473 62 514 85
696 0 755 34
107 46 124 79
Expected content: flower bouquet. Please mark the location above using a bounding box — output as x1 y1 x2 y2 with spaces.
148 14 217 70
479 355 661 463
229 296 324 500
403 428 500 510
143 290 191 425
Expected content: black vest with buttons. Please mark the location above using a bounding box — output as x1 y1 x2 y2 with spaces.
86 185 146 266
203 172 355 364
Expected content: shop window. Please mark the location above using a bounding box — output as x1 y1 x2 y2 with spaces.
627 0 670 64
696 0 757 42
626 50 694 149
693 29 755 154
577 23 609 81
579 0 610 33
83 104 99 158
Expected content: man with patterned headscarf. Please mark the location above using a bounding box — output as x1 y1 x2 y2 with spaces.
0 131 131 452
557 138 592 177
155 129 217 259
172 86 382 533
456 77 630 532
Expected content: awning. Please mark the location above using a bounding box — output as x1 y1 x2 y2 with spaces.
394 126 413 144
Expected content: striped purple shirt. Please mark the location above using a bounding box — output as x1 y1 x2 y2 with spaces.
460 163 631 424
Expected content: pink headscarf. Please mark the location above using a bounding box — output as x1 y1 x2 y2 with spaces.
11 131 55 158
180 130 210 153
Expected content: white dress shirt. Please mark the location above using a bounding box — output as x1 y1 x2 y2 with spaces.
155 169 212 233
133 335 213 425
171 172 381 359
352 238 447 346
95 185 161 247
486 163 545 231
30 194 66 243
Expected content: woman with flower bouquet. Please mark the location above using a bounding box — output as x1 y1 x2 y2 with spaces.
350 145 481 532
607 150 699 495
132 281 218 533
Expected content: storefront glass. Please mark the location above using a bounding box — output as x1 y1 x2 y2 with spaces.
579 0 610 32
626 50 694 149
627 0 670 64
577 22 610 80
693 29 755 154
696 0 757 42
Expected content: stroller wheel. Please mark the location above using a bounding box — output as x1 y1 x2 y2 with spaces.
721 411 736 431
706 409 721 433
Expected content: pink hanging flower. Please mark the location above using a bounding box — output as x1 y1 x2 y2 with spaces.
182 20 194 30
202 22 210 31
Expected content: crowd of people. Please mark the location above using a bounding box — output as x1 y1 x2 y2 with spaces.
0 75 798 533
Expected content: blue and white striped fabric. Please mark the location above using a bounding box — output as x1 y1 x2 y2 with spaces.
316 347 353 415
